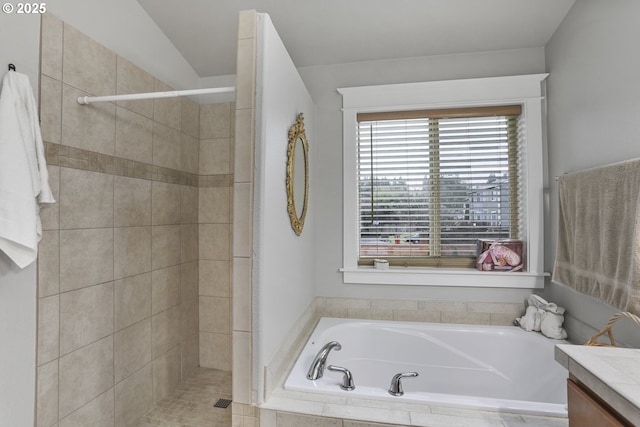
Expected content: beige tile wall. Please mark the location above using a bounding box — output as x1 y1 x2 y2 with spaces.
35 13 232 427
198 101 234 371
232 11 257 424
314 297 525 326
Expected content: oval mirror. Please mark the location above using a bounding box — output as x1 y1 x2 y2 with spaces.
286 113 309 236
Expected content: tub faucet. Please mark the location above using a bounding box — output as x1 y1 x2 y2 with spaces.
327 365 355 391
388 372 419 396
306 341 342 380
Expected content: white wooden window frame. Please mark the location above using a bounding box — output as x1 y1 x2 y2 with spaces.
338 74 549 288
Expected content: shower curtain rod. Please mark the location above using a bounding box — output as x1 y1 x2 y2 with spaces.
77 86 235 105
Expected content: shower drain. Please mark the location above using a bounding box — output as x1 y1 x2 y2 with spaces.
214 398 232 409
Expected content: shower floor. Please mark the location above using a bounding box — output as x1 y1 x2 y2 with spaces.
136 367 232 427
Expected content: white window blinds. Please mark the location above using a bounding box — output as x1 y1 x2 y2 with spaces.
357 106 522 267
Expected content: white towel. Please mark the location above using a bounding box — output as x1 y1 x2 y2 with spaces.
0 71 55 268
540 312 568 340
516 306 543 332
515 294 567 339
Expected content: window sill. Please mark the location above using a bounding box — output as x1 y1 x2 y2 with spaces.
340 266 548 288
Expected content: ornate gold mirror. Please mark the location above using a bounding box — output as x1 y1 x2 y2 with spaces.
286 113 309 236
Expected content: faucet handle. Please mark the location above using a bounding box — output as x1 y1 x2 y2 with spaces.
327 365 355 391
388 371 419 396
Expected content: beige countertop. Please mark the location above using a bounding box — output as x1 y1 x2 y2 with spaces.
555 344 640 425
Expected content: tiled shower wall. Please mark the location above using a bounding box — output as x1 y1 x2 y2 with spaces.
232 9 259 427
35 13 232 427
198 102 233 371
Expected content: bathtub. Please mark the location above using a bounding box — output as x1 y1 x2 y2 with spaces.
284 317 568 417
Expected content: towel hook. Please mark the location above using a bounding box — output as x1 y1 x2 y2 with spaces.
8 64 16 71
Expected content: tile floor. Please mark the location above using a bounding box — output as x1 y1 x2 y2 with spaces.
136 368 232 427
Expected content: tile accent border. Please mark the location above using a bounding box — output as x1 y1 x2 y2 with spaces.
45 141 231 188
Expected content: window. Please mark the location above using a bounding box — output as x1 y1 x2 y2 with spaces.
338 75 548 288
357 106 522 268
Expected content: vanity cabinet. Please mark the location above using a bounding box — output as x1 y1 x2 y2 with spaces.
556 345 640 426
567 377 632 427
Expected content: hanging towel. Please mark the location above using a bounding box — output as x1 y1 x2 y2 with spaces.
0 71 55 268
553 159 640 315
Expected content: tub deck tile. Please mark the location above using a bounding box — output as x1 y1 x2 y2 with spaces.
501 418 569 427
262 394 328 413
261 387 568 427
346 396 432 413
428 405 522 423
410 411 504 427
323 403 411 425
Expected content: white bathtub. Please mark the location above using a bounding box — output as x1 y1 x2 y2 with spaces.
284 317 569 417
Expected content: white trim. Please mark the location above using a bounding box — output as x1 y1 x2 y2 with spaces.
338 74 549 288
340 268 548 288
338 75 547 110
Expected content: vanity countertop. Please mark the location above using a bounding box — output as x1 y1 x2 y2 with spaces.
555 344 640 425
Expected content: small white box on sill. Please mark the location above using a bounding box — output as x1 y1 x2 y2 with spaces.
374 259 389 270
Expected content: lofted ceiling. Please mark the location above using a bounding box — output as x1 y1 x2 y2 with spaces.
136 0 575 78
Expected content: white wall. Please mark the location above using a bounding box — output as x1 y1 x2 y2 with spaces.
0 14 40 86
0 258 36 427
0 13 41 427
46 0 200 90
254 14 315 398
298 48 548 304
545 0 640 346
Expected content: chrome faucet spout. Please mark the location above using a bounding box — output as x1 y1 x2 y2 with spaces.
306 341 342 380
